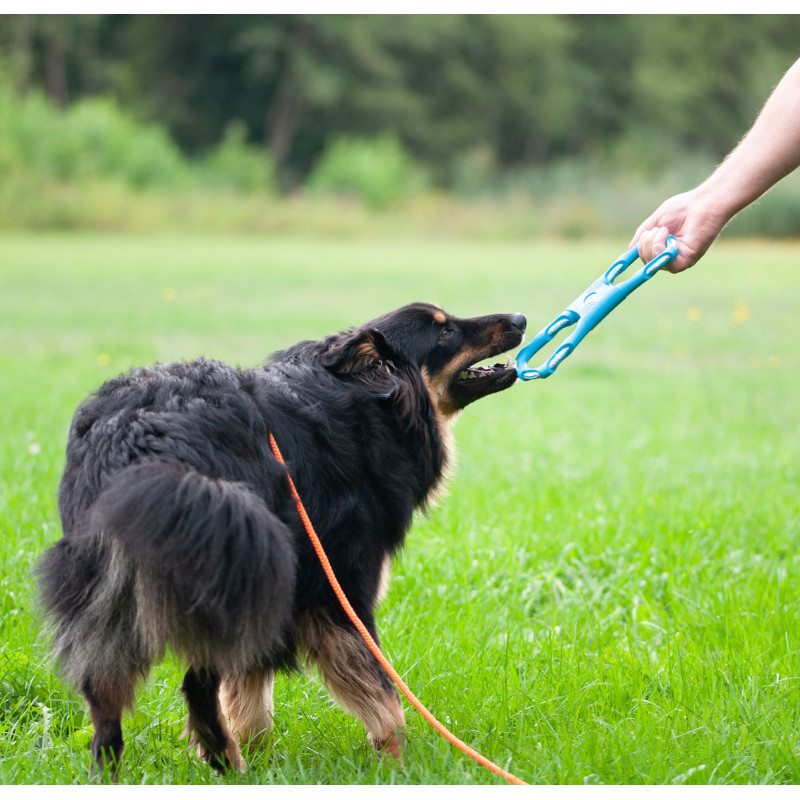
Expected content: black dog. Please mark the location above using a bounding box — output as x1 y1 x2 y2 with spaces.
38 302 526 776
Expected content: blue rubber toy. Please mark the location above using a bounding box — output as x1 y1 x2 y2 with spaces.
516 235 679 381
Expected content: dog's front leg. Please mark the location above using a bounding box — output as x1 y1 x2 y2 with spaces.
299 610 406 759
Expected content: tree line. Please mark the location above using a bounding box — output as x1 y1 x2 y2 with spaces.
1 14 799 189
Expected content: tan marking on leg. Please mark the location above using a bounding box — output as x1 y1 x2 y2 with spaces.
220 670 275 749
375 555 392 605
298 611 406 758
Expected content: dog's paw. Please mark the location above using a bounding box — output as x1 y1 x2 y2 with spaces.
236 726 273 752
183 723 246 774
368 729 406 761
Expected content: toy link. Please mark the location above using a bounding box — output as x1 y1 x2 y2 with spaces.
516 235 679 381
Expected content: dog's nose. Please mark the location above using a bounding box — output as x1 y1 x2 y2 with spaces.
509 313 527 333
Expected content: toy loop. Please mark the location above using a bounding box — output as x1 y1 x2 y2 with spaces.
516 236 679 381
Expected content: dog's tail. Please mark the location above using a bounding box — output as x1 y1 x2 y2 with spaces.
38 460 296 686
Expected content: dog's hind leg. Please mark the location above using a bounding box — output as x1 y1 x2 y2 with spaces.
182 667 245 773
220 669 275 750
82 675 136 781
299 611 406 759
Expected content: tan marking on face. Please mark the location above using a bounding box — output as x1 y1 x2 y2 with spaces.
419 318 515 503
420 338 494 418
420 365 457 418
433 310 447 324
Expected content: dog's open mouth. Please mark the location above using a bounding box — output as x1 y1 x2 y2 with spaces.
450 353 518 407
455 355 514 384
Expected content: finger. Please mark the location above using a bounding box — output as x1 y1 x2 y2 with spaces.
628 217 656 249
652 226 669 255
636 228 656 262
639 226 672 263
664 239 703 274
665 251 695 274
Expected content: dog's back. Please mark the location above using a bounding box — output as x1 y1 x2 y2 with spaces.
38 359 299 769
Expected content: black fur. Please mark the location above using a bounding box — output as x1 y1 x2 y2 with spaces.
37 302 525 775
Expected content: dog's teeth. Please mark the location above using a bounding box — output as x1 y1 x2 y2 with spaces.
505 356 512 368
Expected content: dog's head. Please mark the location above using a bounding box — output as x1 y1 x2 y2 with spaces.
321 303 526 417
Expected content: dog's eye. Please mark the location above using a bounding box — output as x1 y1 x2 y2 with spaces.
439 328 453 340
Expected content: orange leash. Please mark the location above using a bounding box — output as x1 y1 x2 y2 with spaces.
269 432 528 786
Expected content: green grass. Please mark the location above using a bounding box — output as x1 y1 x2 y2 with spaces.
1 233 799 784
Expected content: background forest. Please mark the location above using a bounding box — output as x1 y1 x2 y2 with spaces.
1 13 800 237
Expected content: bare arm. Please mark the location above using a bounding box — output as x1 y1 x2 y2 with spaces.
633 57 800 272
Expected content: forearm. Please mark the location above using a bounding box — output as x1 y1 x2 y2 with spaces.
697 57 800 222
632 57 800 272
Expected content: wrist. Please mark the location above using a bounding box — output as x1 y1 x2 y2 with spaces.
690 180 741 228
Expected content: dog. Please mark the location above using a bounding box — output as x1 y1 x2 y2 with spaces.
37 302 526 777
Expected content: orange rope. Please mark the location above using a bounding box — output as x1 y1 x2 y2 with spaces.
269 432 528 786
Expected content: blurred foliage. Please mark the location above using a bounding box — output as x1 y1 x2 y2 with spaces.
308 134 427 208
2 14 800 183
200 121 275 192
0 89 187 187
0 14 799 232
0 82 275 195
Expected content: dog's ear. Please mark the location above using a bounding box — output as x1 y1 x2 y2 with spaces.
321 326 431 423
320 328 395 376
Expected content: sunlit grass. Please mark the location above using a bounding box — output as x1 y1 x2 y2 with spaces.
1 234 799 784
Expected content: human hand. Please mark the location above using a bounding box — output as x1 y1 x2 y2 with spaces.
630 188 730 273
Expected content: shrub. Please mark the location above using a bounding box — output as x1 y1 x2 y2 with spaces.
59 98 188 188
307 134 427 209
200 121 275 193
0 88 188 188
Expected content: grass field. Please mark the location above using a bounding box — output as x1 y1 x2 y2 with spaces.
1 233 799 785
